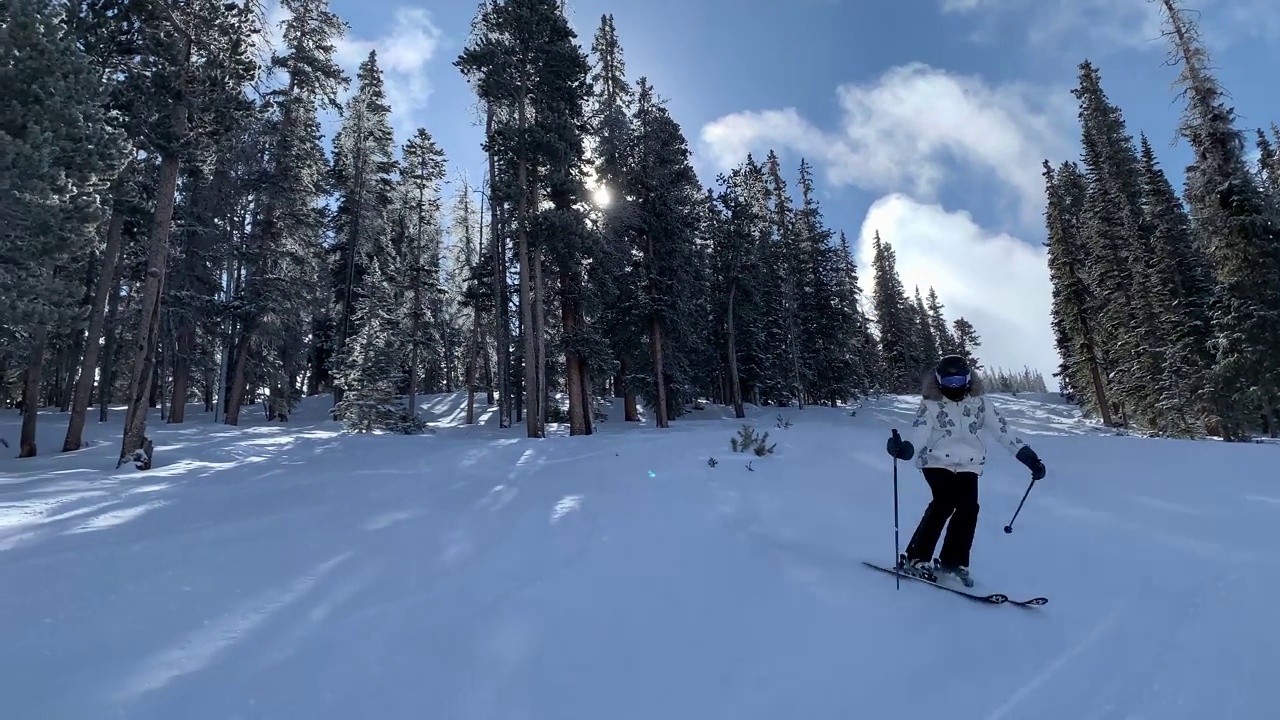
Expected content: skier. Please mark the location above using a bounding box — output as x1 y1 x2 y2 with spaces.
884 354 1046 586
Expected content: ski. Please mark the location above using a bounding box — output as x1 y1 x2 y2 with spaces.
861 561 1047 606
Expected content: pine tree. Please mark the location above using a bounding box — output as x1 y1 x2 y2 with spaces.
913 288 940 369
622 78 705 427
952 317 982 371
330 51 398 405
795 161 860 405
925 288 955 355
458 0 595 438
1072 60 1148 426
870 231 915 391
708 158 770 417
109 0 261 466
224 0 348 426
526 0 597 436
397 128 448 420
1 0 126 456
587 13 639 420
834 230 878 396
1137 133 1214 436
1156 0 1280 438
1043 159 1114 424
333 256 409 432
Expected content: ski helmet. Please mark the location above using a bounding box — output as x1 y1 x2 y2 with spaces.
934 354 970 391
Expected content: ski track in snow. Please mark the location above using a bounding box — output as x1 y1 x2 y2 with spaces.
0 391 1277 719
984 600 1127 720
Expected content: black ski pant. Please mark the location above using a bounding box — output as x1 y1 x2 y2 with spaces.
904 467 979 568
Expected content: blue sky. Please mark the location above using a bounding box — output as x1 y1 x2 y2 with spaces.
306 0 1280 383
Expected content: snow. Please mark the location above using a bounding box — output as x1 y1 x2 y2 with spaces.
1 391 1277 719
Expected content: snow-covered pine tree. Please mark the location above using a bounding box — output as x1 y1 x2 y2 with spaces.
1136 133 1215 436
397 128 448 420
332 255 412 432
708 159 771 417
762 150 803 407
449 175 488 423
1043 159 1113 424
869 231 915 392
925 288 956 356
460 0 589 438
1072 60 1150 428
834 230 879 397
330 50 398 406
912 288 940 373
114 0 262 467
526 0 598 435
586 13 640 422
224 0 348 426
1254 128 1280 201
1155 0 1280 439
794 161 860 405
952 318 982 372
1 0 126 456
621 78 705 427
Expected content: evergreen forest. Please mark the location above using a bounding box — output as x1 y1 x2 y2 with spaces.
3 0 1272 472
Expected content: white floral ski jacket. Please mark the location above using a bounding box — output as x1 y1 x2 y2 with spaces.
907 371 1028 475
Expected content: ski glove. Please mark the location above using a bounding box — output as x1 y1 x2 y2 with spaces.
1016 445 1046 481
886 434 914 461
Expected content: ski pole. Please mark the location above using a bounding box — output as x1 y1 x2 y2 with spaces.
891 428 901 590
1003 477 1037 534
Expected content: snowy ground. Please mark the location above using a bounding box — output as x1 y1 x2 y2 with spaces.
1 390 1277 719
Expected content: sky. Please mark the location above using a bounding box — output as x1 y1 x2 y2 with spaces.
281 0 1280 386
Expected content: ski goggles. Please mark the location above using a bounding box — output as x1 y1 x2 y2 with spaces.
937 373 970 388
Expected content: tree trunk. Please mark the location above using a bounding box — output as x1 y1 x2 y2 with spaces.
98 265 123 423
465 195 484 424
486 106 509 428
18 327 48 457
534 242 547 430
483 325 494 405
58 334 83 413
406 214 419 420
466 305 480 424
561 270 586 435
726 282 744 418
224 326 253 425
580 361 593 434
118 146 182 467
650 315 669 428
516 89 541 438
621 356 638 421
65 202 125 451
168 317 195 423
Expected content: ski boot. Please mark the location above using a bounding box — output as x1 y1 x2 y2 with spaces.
896 554 938 582
932 560 974 588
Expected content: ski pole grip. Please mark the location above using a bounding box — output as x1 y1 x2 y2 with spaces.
891 428 900 440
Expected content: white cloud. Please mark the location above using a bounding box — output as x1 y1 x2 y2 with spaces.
698 63 1072 226
857 194 1057 384
335 8 444 140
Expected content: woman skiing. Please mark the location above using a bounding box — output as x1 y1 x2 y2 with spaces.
884 354 1046 587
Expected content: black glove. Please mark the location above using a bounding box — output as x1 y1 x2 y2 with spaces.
886 433 914 461
1016 445 1046 480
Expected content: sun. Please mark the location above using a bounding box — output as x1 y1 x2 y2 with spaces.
592 185 611 207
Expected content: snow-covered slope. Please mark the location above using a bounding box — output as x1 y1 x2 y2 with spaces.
1 392 1276 719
